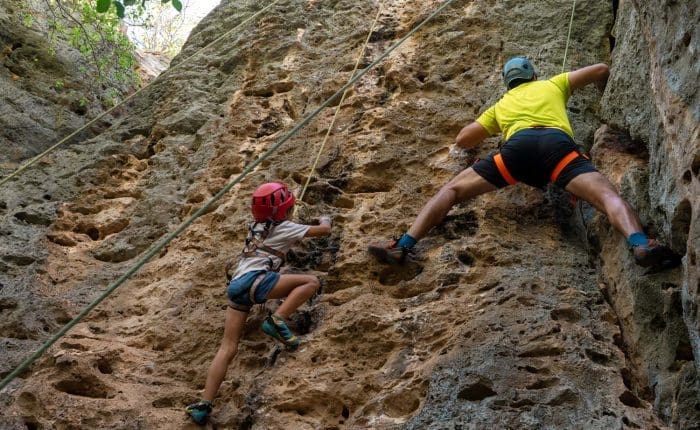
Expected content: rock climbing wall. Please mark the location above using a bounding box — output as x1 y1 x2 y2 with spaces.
590 0 700 427
0 0 697 429
0 0 131 166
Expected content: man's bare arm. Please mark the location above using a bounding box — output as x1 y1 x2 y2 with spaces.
568 63 609 92
455 122 490 148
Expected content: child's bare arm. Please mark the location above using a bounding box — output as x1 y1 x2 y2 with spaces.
305 215 332 237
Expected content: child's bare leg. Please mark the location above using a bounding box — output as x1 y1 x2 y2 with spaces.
266 274 320 319
202 307 248 401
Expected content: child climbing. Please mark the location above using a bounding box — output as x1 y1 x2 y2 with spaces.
369 57 680 272
186 182 332 424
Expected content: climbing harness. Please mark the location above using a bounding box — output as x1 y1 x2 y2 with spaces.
225 220 285 281
493 153 517 186
227 272 265 313
0 0 460 392
561 0 577 72
295 2 384 213
549 150 583 183
0 0 282 188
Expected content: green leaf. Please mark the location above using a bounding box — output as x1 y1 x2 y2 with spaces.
96 0 111 13
124 0 136 5
114 1 125 18
172 0 182 11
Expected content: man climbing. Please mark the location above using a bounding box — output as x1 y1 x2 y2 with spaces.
369 57 680 271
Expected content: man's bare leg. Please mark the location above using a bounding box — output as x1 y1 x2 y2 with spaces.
369 167 497 264
565 171 680 269
407 167 498 240
564 171 642 237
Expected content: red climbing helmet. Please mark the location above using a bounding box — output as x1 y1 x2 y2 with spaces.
250 182 296 222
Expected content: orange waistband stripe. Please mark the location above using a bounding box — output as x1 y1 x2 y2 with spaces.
494 153 517 185
550 150 580 182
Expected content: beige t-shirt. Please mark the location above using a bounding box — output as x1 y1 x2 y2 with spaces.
230 220 310 280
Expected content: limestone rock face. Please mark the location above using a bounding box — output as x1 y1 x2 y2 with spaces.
0 0 697 429
0 0 132 166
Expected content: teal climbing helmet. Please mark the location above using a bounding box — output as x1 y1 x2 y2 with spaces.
502 57 536 88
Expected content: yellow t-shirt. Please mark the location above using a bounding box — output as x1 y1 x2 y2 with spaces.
476 72 573 141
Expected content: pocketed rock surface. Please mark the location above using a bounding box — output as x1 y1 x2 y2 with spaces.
1 0 698 429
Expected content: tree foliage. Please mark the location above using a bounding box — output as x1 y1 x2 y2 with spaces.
19 0 138 105
97 0 182 18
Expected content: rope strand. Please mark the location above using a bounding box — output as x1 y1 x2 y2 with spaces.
0 0 460 392
0 0 281 188
296 2 384 212
561 0 577 72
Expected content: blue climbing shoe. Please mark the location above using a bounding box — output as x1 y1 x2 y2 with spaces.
262 314 300 349
632 240 681 271
186 400 212 425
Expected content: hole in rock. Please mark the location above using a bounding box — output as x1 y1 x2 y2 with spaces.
86 227 100 241
24 420 39 430
526 377 559 390
2 255 35 266
289 308 318 336
585 348 609 365
378 263 422 286
341 405 350 419
621 368 633 390
458 381 496 401
369 27 396 42
619 390 642 408
682 170 692 184
550 307 581 322
54 376 113 398
457 251 475 266
649 315 666 331
691 153 700 177
675 339 694 362
152 396 178 408
670 199 691 254
97 357 114 374
682 31 691 47
438 272 460 286
0 297 18 311
70 99 88 116
14 211 51 226
436 211 478 239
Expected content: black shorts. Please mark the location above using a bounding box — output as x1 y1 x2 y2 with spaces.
472 128 597 189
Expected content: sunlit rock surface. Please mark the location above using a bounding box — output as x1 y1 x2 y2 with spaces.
1 0 697 428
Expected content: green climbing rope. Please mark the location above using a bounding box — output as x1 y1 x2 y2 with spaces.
0 0 460 392
0 0 281 188
296 2 384 212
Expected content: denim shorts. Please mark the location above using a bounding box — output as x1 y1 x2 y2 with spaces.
227 270 280 310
